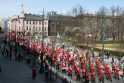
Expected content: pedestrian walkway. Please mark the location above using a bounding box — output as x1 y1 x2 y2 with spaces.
0 49 64 83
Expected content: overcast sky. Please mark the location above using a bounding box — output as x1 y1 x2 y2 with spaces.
0 0 124 18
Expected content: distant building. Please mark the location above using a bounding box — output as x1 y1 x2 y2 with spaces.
10 5 49 36
0 18 9 30
4 20 8 30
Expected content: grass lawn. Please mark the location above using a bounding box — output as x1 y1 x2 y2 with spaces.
59 37 124 54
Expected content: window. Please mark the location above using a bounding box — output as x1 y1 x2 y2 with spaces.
36 21 37 24
33 27 35 31
42 27 44 31
18 20 20 24
19 27 20 31
30 27 31 31
39 21 41 25
39 27 41 31
36 27 37 31
30 21 31 24
42 22 44 25
27 21 28 24
33 21 35 24
27 26 28 30
45 22 47 25
44 27 46 31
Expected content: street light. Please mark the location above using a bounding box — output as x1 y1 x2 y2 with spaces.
14 18 18 58
101 14 106 64
39 9 45 73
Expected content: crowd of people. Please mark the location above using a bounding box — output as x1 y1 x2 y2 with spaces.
2 32 124 83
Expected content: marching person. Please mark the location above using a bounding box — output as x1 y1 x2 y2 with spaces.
112 63 116 73
61 62 66 73
82 68 85 81
91 71 96 83
122 65 124 78
115 67 120 80
76 67 80 81
85 72 90 83
67 65 72 78
99 69 104 83
108 69 112 82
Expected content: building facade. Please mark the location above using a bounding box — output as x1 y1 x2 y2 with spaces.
10 5 49 36
48 12 124 41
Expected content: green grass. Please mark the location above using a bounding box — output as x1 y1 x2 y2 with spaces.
59 37 124 57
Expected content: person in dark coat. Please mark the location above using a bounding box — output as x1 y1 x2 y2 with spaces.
62 78 68 83
32 67 37 80
0 66 1 72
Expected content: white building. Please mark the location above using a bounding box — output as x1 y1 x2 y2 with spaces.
11 5 49 36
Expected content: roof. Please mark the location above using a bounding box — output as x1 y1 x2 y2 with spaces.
24 14 45 21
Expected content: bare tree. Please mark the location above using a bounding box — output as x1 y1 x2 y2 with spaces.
109 6 123 42
72 6 78 16
96 6 108 42
72 5 85 16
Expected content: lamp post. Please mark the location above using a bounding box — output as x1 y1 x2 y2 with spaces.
100 13 106 83
39 9 45 73
42 9 45 56
14 18 18 58
101 14 106 63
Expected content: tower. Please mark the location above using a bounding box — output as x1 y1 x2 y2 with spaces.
19 4 25 18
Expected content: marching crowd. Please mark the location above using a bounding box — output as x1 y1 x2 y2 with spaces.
41 45 124 83
1 32 124 83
